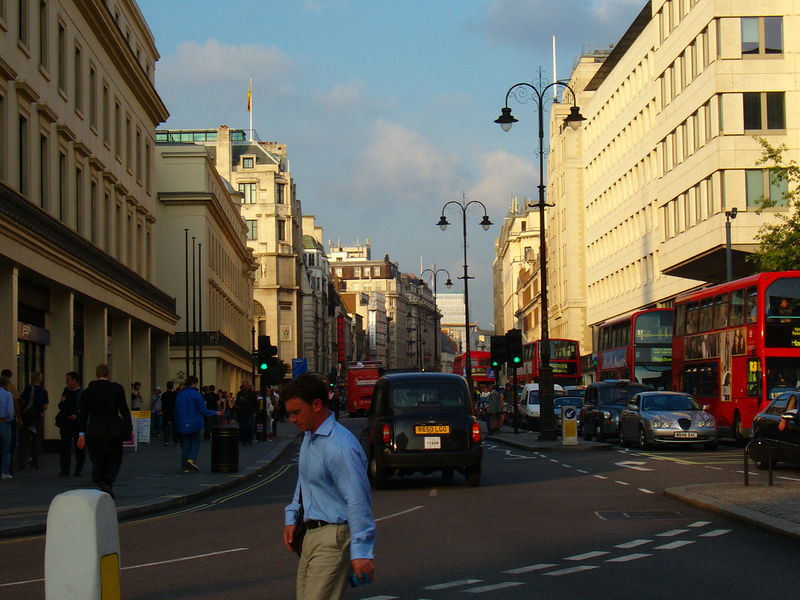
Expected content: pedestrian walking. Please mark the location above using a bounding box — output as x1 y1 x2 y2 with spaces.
203 385 220 440
1 369 19 475
56 371 85 477
486 383 502 434
0 375 15 480
235 382 257 445
160 381 178 446
175 375 222 472
76 364 132 499
150 387 163 438
130 381 143 411
282 374 375 599
18 371 49 470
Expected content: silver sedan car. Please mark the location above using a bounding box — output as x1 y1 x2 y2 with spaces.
619 392 717 450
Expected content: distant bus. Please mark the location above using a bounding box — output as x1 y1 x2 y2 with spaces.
453 351 495 385
518 339 582 386
346 361 382 416
672 271 800 441
596 309 674 390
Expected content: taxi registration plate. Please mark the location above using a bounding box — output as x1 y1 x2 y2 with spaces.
415 425 450 435
424 437 441 450
674 431 698 439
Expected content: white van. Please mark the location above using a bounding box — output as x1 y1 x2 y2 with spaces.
517 383 565 429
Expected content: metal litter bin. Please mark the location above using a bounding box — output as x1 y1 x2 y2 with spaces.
211 426 239 472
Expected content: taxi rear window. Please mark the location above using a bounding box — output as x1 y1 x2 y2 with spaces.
390 382 468 411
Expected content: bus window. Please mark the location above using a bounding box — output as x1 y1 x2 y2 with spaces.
675 304 686 336
765 278 800 322
713 294 729 330
682 362 719 396
746 286 758 324
634 311 673 343
686 302 700 334
730 289 745 326
699 298 714 332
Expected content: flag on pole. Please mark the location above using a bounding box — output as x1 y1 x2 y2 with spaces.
247 78 252 112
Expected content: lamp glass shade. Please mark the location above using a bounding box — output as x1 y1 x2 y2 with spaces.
445 278 453 288
494 107 518 132
480 215 493 231
564 105 586 130
437 216 449 231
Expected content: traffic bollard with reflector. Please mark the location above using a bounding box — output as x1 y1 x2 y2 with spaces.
561 406 578 446
45 490 121 600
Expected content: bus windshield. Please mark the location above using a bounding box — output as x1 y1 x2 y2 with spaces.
634 311 674 344
551 340 579 360
766 357 800 399
765 278 800 322
635 365 672 391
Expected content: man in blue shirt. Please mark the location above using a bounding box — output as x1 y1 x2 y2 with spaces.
283 374 375 599
175 376 221 472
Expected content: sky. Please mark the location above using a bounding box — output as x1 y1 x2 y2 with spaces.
137 0 643 328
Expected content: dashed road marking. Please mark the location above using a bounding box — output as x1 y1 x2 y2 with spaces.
614 480 630 486
688 521 711 528
576 469 588 474
656 529 689 537
550 459 559 463
503 564 558 574
698 529 732 537
375 505 424 522
638 488 654 494
615 539 652 549
778 475 800 482
704 466 723 470
424 579 483 590
593 475 608 480
464 582 525 593
544 565 599 576
655 540 695 550
607 553 651 563
565 550 609 561
615 461 654 471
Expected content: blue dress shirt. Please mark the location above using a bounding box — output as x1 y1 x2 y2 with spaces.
285 413 375 560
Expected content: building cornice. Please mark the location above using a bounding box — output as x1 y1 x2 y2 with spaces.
14 80 39 104
0 56 18 81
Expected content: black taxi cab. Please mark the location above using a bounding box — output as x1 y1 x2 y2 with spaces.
360 372 483 488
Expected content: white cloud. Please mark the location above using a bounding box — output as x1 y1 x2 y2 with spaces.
303 1 323 13
314 80 367 112
468 149 537 214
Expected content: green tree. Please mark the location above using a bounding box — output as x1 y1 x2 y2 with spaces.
748 137 800 271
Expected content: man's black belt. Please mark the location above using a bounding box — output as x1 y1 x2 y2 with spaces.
305 519 332 529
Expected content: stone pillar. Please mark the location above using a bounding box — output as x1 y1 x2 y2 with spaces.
83 304 107 382
131 325 150 409
44 288 74 442
0 264 18 373
110 316 132 405
152 331 170 391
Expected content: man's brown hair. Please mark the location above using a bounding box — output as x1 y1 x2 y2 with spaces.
280 373 328 407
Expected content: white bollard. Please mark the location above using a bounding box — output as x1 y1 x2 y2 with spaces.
45 490 121 600
561 406 578 446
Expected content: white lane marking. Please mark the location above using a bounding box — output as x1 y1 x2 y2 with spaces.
565 550 609 561
544 565 599 576
464 582 525 593
615 461 654 471
655 540 695 550
614 480 630 486
688 521 711 528
615 539 652 549
503 564 558 574
0 577 44 588
656 529 689 537
593 475 608 480
429 488 438 497
375 505 424 522
562 464 573 468
607 553 652 562
778 476 800 482
577 469 589 474
698 529 733 537
638 488 654 494
704 466 723 470
362 596 398 600
424 579 482 590
550 459 559 463
122 547 248 571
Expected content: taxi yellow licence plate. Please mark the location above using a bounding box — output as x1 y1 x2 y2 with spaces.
415 425 450 435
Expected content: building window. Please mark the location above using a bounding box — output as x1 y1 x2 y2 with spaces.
307 252 316 267
57 21 65 93
102 84 109 144
18 0 29 47
246 219 257 240
38 0 47 69
125 115 131 170
75 166 82 233
145 141 151 193
135 128 141 181
277 219 286 241
275 183 284 204
741 17 782 55
39 133 48 208
743 92 785 131
114 101 121 157
520 220 526 231
58 150 66 221
238 182 256 203
90 180 98 243
746 169 788 208
242 156 254 168
89 65 97 129
74 45 82 113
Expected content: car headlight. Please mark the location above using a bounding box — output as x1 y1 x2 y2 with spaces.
652 418 673 428
701 416 715 428
603 411 612 420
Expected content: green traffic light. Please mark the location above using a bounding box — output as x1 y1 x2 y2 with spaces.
260 362 268 370
491 360 499 367
513 356 521 364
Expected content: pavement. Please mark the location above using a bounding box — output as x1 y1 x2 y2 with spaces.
0 421 299 538
487 422 800 543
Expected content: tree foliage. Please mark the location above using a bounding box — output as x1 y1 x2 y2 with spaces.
749 137 800 271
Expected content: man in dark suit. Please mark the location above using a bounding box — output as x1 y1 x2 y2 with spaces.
77 363 132 499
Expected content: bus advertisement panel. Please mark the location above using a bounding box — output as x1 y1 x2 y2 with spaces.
672 271 800 441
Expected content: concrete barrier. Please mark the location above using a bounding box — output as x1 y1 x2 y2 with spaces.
45 490 121 600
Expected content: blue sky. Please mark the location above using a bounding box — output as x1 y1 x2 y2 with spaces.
138 0 643 327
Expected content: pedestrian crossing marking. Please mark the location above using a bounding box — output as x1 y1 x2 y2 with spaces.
464 582 525 593
423 579 482 590
544 565 599 576
503 564 557 574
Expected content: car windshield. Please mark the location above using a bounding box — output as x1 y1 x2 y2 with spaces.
390 382 467 411
555 397 582 408
598 384 646 404
641 394 701 411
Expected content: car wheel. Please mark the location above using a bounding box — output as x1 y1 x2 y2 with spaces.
369 456 388 489
441 468 454 481
704 441 718 451
466 467 481 487
639 426 650 450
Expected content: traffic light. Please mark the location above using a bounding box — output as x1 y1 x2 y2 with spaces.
490 335 508 369
257 335 278 373
507 328 523 366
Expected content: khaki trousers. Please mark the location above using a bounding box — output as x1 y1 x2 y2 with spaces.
296 523 351 600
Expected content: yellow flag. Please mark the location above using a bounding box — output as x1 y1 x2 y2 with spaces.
247 81 252 112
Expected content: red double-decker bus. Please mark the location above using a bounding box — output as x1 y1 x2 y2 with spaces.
453 351 496 385
672 271 800 441
518 339 582 386
596 309 674 389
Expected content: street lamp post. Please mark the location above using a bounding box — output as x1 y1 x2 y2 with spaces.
495 80 585 441
438 195 492 390
725 207 738 281
421 267 454 372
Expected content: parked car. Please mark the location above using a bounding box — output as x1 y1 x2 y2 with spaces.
554 396 583 431
360 372 483 487
580 380 647 442
618 391 717 450
748 392 800 469
517 383 565 429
